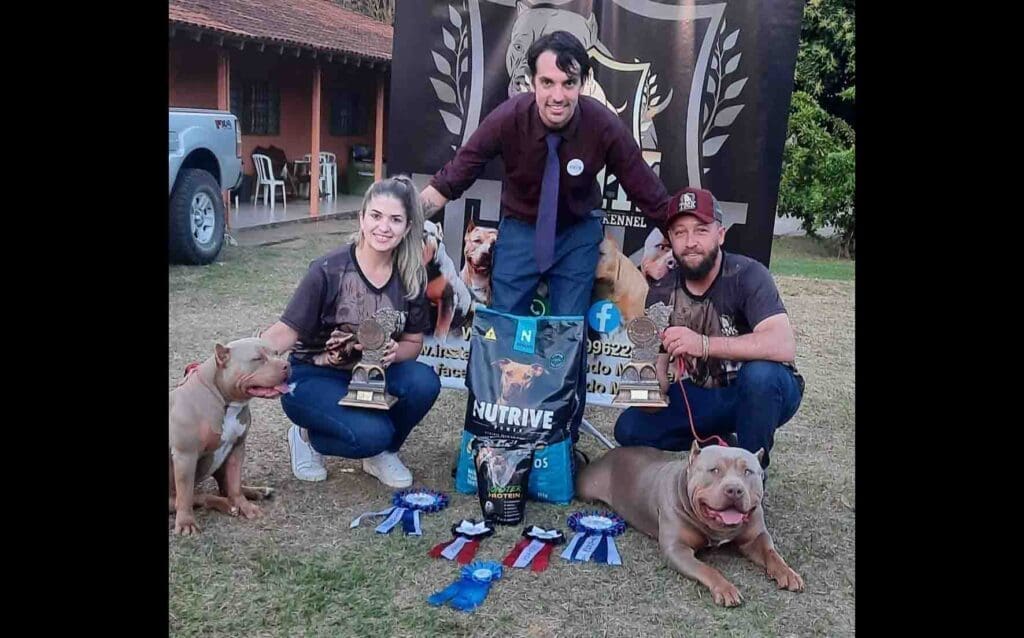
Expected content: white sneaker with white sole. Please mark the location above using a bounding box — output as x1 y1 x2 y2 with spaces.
362 451 413 488
288 425 327 482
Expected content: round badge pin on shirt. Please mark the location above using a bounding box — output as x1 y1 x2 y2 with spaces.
567 159 584 176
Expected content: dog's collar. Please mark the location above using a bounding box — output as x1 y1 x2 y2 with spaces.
187 363 228 408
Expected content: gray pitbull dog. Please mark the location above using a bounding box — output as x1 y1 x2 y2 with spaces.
168 338 291 535
577 442 804 607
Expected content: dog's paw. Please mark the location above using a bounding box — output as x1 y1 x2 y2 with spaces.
243 485 274 500
710 580 743 607
769 565 805 592
174 514 200 536
233 499 263 520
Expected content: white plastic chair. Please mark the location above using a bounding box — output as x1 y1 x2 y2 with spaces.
319 152 338 199
299 152 338 198
252 154 286 210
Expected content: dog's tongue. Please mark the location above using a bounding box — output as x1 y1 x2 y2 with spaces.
248 384 292 398
719 508 745 525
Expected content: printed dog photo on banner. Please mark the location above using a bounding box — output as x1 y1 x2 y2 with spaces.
422 219 474 341
420 212 672 339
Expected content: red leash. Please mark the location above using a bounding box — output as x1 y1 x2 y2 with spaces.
177 361 201 387
676 357 730 447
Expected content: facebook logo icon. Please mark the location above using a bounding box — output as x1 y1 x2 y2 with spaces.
587 300 621 334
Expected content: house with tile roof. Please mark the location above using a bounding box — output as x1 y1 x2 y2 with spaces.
169 0 392 221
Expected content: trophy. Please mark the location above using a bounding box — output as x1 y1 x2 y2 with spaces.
611 302 672 408
339 308 406 410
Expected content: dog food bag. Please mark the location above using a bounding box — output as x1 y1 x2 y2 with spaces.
472 437 535 525
455 307 585 504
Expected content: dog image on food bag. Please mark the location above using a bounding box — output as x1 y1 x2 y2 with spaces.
492 358 545 406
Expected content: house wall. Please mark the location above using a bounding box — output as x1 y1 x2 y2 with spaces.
169 41 219 108
168 37 389 191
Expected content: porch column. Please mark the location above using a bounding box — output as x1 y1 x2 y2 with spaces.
374 73 385 180
217 50 230 111
217 50 232 226
310 62 322 217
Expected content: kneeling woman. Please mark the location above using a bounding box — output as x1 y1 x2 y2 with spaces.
261 175 441 487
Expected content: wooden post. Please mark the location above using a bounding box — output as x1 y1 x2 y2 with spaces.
217 50 230 110
311 62 322 217
374 73 385 180
217 50 232 228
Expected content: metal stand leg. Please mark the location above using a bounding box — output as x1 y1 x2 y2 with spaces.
580 418 616 450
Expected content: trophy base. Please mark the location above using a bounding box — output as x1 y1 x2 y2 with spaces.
339 385 398 410
610 384 669 409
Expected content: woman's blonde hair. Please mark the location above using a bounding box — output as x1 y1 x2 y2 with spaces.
353 174 427 300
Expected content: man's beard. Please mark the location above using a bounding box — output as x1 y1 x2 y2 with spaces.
677 244 720 280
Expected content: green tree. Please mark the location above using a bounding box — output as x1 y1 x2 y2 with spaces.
334 0 395 24
778 0 856 257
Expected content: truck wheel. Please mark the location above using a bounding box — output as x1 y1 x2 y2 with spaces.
169 169 226 265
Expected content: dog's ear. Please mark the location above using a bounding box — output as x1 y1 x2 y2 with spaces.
753 448 765 464
493 358 510 368
465 219 476 233
214 343 231 368
688 439 701 464
529 364 545 377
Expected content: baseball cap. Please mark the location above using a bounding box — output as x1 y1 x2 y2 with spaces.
664 187 723 229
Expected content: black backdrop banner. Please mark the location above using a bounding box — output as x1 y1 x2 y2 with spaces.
389 0 804 266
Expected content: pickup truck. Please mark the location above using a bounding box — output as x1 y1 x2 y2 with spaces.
168 108 243 264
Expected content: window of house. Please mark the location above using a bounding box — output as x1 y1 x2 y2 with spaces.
230 79 280 136
330 88 367 136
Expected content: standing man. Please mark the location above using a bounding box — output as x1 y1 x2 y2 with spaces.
420 31 670 451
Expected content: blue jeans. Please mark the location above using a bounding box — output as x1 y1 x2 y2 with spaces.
614 361 803 468
280 359 441 458
490 215 604 442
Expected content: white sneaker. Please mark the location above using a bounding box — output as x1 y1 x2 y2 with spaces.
362 451 413 488
288 426 327 482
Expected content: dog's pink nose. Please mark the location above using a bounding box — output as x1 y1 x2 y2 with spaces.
725 484 745 499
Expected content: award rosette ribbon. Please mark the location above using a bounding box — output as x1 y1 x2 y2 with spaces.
427 561 504 613
502 525 566 572
560 511 627 565
349 488 449 536
428 519 495 564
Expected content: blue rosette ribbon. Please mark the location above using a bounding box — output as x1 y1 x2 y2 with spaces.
427 561 503 612
349 488 449 536
560 511 627 565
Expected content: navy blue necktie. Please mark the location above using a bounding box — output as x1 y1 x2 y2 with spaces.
535 133 562 272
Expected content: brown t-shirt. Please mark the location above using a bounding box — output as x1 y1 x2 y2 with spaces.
646 251 801 389
281 243 431 369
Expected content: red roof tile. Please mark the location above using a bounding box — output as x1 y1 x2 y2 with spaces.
169 0 393 61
